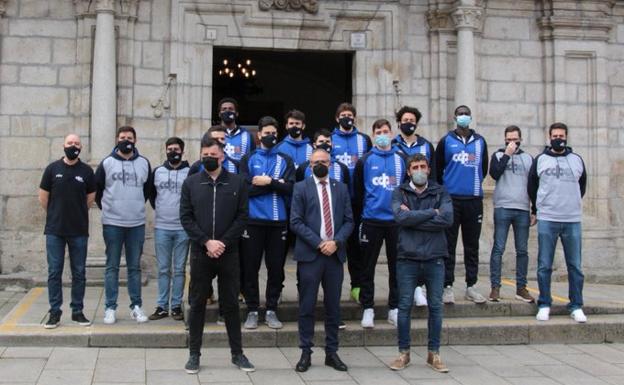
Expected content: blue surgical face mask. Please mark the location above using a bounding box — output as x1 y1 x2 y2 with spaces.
374 134 391 148
456 115 472 128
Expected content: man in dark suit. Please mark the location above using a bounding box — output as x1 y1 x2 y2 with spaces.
290 148 354 373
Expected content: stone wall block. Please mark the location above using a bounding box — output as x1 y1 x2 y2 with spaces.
0 65 19 84
10 116 45 136
1 37 51 64
0 137 50 169
484 17 530 40
5 196 46 231
53 39 77 65
488 82 524 102
141 42 164 69
0 170 42 196
0 86 68 116
9 19 76 39
19 66 57 86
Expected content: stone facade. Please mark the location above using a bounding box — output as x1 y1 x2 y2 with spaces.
1 0 624 282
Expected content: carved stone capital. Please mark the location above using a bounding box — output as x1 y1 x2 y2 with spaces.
0 0 7 17
119 0 139 19
259 0 319 14
96 0 116 13
452 6 483 31
427 10 453 32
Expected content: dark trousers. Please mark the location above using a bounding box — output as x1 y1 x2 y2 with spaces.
188 248 242 356
241 224 287 312
346 215 363 289
445 198 483 287
46 234 88 314
297 254 343 354
359 222 399 309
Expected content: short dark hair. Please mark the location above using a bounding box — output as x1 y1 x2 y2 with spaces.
313 128 333 142
258 116 279 132
117 125 136 139
504 125 522 137
454 105 471 116
372 118 391 132
200 138 224 151
407 153 430 168
549 122 568 135
217 97 239 111
201 125 226 144
395 106 422 123
285 109 306 123
335 102 356 118
165 137 185 151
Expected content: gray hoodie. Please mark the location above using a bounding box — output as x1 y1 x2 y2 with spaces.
489 149 533 211
95 148 152 227
528 147 586 223
149 160 189 231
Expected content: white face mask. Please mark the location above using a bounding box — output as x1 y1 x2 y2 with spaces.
411 171 428 186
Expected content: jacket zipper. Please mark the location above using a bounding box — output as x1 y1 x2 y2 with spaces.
212 183 217 239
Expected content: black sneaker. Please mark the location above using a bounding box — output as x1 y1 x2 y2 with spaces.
71 312 91 326
232 353 255 372
44 312 61 329
185 354 200 374
148 307 168 320
171 307 184 321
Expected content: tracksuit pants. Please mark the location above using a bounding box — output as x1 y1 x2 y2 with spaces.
241 223 287 312
359 221 399 310
445 197 483 287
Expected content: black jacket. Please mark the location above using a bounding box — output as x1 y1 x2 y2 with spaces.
391 182 453 261
179 168 248 252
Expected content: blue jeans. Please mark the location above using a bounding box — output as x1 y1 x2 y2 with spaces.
103 224 145 310
396 258 444 353
46 234 88 314
154 228 189 309
537 220 584 312
489 208 530 289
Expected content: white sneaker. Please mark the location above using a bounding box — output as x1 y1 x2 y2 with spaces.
442 286 455 304
387 308 398 327
465 286 487 304
536 307 550 321
130 305 149 323
361 308 375 328
571 309 587 323
414 286 428 307
103 308 116 324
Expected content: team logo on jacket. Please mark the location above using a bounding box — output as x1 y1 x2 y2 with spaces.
372 173 398 190
158 180 180 191
111 172 139 183
451 151 477 166
74 176 84 183
224 143 241 157
335 152 358 167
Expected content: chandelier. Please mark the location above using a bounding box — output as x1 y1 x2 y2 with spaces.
218 59 257 79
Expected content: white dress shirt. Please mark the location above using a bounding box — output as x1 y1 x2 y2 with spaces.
313 175 334 241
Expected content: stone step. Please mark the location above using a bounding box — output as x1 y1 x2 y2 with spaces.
0 314 622 348
200 300 624 323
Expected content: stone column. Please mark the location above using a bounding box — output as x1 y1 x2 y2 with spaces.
452 3 482 115
91 0 117 162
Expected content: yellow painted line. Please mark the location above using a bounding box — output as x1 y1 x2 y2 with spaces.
0 287 45 331
501 278 567 303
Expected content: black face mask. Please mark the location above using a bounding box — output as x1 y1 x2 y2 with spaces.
117 140 135 155
64 146 81 161
167 151 182 164
317 143 332 154
288 127 302 138
201 156 219 172
338 116 354 130
312 163 329 178
505 141 521 149
550 138 566 151
220 111 236 124
261 134 278 148
399 123 416 136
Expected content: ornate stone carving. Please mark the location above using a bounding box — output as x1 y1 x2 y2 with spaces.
259 0 319 14
96 0 116 12
0 0 6 17
426 9 452 32
451 6 483 30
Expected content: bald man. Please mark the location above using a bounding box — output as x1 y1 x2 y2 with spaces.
39 134 96 329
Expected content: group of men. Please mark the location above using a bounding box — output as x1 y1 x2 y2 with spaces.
38 97 587 375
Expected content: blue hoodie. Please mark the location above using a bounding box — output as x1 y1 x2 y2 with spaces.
354 146 408 223
240 147 295 224
435 129 488 198
225 126 255 162
274 136 313 169
331 127 372 196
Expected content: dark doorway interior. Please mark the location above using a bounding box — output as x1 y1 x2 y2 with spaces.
212 47 353 139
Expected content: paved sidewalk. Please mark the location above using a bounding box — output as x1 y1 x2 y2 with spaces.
0 343 623 384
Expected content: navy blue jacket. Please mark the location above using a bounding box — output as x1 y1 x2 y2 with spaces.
392 182 453 261
393 134 436 178
290 177 354 263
